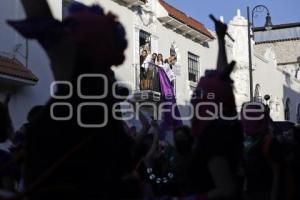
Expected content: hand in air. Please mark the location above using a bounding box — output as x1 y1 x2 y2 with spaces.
209 14 227 38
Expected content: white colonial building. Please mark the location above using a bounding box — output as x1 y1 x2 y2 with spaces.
0 0 299 131
80 0 300 124
73 0 217 103
73 0 219 124
220 9 300 123
254 22 300 123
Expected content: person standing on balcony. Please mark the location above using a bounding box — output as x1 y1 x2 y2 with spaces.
162 57 175 86
145 53 158 91
151 53 157 64
156 53 164 67
140 50 148 66
140 50 148 90
141 54 152 90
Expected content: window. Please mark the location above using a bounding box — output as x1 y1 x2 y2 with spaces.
139 30 151 55
188 52 200 83
284 98 290 121
297 104 300 124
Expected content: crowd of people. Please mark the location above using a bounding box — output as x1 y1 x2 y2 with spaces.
0 1 299 200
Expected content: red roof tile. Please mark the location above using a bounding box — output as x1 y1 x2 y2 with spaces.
159 0 214 39
0 56 38 83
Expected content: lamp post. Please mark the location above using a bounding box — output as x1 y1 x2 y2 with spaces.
247 5 273 101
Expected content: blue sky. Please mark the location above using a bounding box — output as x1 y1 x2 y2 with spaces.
165 0 300 30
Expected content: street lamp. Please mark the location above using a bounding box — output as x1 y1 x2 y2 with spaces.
247 5 273 101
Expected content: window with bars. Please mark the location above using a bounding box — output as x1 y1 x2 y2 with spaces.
188 52 200 83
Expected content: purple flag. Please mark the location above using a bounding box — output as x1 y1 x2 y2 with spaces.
157 67 183 140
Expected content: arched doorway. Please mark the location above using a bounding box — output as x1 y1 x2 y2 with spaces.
254 84 261 102
284 98 291 121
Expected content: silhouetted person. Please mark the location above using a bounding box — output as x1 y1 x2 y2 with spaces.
0 96 15 192
12 106 44 153
8 1 133 199
282 125 300 200
241 102 273 199
291 125 300 200
172 126 194 196
9 106 45 193
188 15 243 200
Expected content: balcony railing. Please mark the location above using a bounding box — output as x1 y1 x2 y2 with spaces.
133 62 163 102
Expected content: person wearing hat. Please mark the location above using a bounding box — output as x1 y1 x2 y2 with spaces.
7 1 134 200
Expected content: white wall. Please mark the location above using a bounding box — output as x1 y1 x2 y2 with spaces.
227 9 300 123
0 0 62 130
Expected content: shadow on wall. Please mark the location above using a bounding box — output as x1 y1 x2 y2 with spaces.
281 70 292 87
283 85 300 122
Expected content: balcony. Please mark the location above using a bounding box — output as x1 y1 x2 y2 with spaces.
133 62 163 103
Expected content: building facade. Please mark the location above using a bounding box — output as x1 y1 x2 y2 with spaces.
1 0 299 131
225 10 300 123
73 0 219 125
254 23 300 123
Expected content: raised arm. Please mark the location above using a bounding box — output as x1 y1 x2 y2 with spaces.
209 15 228 71
144 121 160 165
15 0 74 81
21 0 53 19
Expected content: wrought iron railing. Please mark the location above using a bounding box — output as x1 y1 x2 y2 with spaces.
139 62 161 92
